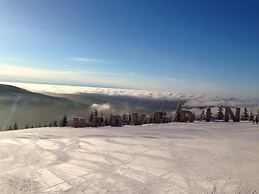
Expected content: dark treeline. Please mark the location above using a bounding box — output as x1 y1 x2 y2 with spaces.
1 106 259 131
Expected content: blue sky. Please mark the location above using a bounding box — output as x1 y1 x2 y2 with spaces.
0 0 258 97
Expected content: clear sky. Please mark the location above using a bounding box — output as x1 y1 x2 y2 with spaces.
0 0 258 97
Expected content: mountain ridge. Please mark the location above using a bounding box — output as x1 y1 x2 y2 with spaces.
0 84 89 130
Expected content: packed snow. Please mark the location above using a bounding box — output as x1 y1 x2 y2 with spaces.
0 122 259 194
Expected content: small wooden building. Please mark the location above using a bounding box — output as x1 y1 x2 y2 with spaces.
110 115 123 127
72 117 87 128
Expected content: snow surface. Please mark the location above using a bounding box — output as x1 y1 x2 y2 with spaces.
0 122 259 194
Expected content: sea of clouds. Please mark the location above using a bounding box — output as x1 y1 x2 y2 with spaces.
2 82 259 112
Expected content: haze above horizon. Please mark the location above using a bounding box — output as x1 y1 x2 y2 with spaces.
0 0 258 97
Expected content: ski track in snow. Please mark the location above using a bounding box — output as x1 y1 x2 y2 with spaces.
0 122 259 194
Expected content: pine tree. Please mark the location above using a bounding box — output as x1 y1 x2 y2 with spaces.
89 112 94 123
169 116 173 123
49 122 53 127
60 115 68 127
109 114 112 124
249 112 254 121
242 107 249 121
14 122 18 130
128 114 132 125
8 125 12 130
149 115 153 123
199 111 206 121
175 104 182 122
217 107 224 120
122 113 128 125
104 118 109 126
94 109 98 117
53 121 58 127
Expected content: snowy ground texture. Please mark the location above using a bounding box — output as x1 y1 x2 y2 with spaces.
0 123 259 194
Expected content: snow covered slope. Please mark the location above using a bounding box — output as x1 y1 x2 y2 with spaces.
0 123 258 194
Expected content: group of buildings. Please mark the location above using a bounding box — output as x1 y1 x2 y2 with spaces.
72 106 245 128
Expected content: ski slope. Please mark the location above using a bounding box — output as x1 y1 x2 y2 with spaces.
0 122 258 194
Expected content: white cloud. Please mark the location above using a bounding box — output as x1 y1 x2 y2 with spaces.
69 57 111 64
0 81 182 98
0 63 187 92
0 63 139 88
91 103 111 111
2 82 259 110
0 64 99 82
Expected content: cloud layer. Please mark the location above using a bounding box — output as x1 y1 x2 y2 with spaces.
90 103 111 111
2 82 259 111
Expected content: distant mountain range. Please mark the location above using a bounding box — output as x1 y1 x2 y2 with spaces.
0 84 184 130
1 83 259 130
0 84 88 130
